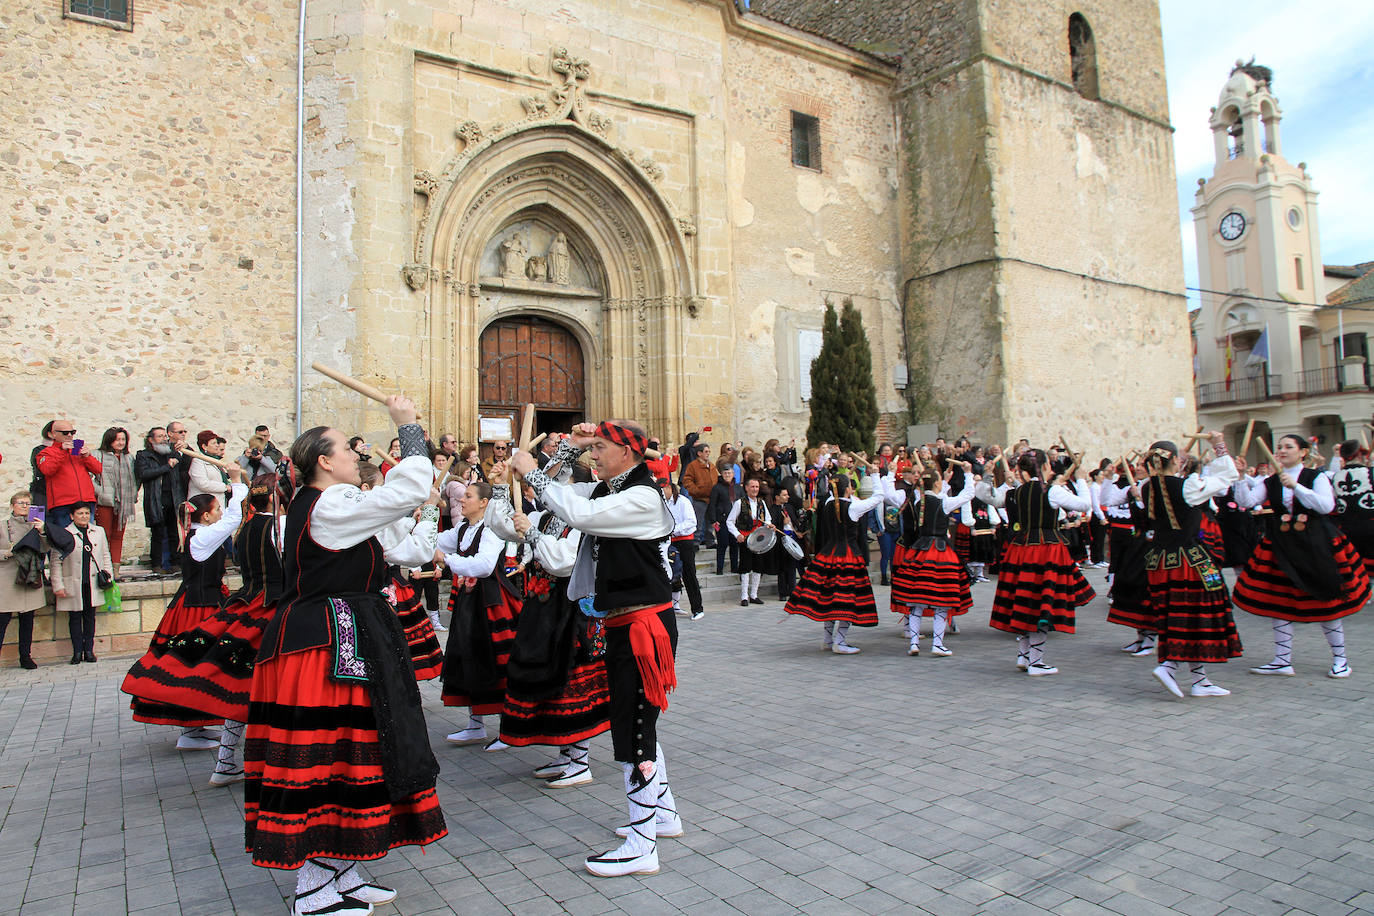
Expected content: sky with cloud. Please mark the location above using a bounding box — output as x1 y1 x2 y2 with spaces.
1159 0 1374 309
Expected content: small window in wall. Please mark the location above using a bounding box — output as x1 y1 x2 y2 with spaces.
1295 256 1304 290
64 0 133 30
798 328 823 401
1068 13 1099 100
791 112 821 171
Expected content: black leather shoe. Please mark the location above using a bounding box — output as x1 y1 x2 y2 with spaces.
19 656 37 670
70 654 82 665
84 651 98 663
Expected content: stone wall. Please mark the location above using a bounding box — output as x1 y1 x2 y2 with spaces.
0 0 299 524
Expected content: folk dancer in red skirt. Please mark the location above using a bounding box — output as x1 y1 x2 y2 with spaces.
122 468 247 752
123 472 291 785
784 469 885 654
244 400 446 916
1136 434 1244 698
512 420 680 878
358 463 444 681
976 450 1095 676
485 472 613 791
1098 459 1158 657
883 461 975 657
437 480 520 746
1330 439 1374 576
1233 433 1371 679
726 476 777 606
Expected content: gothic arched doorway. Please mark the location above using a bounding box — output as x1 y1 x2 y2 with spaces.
478 315 586 436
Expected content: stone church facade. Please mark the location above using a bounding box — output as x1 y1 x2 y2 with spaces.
2 0 1194 494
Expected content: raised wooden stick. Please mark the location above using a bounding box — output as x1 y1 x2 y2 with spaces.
1119 457 1135 488
1237 419 1255 458
1255 435 1278 469
311 361 423 419
179 445 238 473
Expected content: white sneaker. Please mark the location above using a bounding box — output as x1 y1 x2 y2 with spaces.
446 727 488 745
176 735 218 752
1152 664 1184 698
1120 640 1143 654
483 738 509 752
907 642 920 657
542 766 593 789
1190 683 1230 697
832 642 861 655
585 846 659 878
1026 663 1058 677
339 883 395 906
1249 663 1295 676
1328 663 1352 679
208 768 245 787
930 645 953 657
1016 654 1029 671
1131 643 1157 658
432 621 448 632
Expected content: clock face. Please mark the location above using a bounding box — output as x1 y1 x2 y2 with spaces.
1219 211 1246 241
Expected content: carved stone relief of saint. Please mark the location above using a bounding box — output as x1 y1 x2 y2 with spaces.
548 232 571 286
499 230 527 279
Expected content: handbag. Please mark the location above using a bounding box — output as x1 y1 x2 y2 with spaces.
96 569 113 591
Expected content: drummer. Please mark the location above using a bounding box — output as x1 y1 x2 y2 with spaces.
726 478 776 606
768 484 804 601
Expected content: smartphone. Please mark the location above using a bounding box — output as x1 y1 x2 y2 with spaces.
71 438 84 453
702 426 712 432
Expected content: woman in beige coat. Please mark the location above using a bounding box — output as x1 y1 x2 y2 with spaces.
50 505 113 664
0 492 49 669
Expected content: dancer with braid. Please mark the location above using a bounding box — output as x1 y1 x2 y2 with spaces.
1136 433 1243 698
884 460 975 657
244 397 445 916
1233 433 1371 679
122 465 248 751
977 450 1095 676
784 466 885 654
1098 460 1158 657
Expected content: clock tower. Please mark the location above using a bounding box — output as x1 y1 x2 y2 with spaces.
1192 61 1324 399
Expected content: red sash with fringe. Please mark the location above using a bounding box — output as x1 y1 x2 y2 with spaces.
604 602 676 711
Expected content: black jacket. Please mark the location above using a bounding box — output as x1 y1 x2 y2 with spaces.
706 477 736 526
134 448 185 525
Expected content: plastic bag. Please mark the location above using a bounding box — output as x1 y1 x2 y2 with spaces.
100 581 122 613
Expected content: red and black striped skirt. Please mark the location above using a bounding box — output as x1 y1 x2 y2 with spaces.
784 546 878 625
440 585 521 714
952 524 971 564
122 594 224 727
243 648 447 870
391 579 443 681
890 542 972 616
121 593 273 723
1198 514 1226 567
989 541 1095 635
1233 535 1371 622
500 634 611 747
1145 550 1242 663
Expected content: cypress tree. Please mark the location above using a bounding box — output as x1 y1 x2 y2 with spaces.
806 297 878 453
839 298 879 453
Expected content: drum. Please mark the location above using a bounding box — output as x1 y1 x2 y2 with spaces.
746 526 777 554
782 533 805 561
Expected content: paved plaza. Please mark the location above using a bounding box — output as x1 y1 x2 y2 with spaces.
3 567 1374 915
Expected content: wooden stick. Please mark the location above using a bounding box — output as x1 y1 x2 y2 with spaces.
527 432 547 450
1238 419 1255 458
1119 457 1135 488
510 403 536 488
1255 435 1278 469
179 445 238 473
311 361 422 419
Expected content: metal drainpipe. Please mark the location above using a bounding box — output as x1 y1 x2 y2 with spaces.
294 0 307 437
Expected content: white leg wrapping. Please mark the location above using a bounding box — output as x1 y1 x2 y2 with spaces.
1273 621 1294 666
586 763 660 876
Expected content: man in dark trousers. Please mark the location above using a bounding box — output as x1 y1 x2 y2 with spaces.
512 419 681 878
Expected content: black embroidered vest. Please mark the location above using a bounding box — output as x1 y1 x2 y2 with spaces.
591 462 671 611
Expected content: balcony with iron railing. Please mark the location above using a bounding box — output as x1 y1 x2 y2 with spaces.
1196 375 1281 407
1297 364 1370 396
